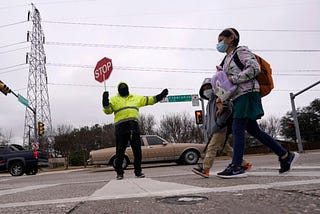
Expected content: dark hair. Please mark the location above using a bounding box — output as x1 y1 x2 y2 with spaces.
219 28 240 47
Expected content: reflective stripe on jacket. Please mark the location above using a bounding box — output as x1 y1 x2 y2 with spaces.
103 94 156 124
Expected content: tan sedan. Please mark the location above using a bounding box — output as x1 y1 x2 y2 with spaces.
88 135 205 169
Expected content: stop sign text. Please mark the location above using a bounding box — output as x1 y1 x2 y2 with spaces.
94 57 113 83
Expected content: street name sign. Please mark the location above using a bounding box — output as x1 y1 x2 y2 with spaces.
17 94 29 107
163 94 198 103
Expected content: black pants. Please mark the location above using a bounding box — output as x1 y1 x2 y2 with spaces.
115 120 142 176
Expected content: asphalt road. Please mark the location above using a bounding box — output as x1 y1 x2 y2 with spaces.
0 150 320 214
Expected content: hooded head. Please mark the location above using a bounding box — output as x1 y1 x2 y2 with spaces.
118 82 129 97
199 78 215 100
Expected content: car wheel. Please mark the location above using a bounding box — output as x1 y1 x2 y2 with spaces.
112 157 128 170
9 161 25 176
182 150 199 165
26 167 38 175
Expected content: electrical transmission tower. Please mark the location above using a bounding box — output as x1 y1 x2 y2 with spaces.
23 3 53 150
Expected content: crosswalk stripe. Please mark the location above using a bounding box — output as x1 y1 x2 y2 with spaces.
1 177 320 208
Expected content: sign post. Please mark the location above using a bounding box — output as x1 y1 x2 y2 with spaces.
94 57 113 90
162 94 206 143
0 82 38 147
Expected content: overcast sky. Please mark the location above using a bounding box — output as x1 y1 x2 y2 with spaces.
0 0 319 144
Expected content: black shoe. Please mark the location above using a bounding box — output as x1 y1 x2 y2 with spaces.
217 164 247 179
116 174 123 180
192 166 209 178
196 163 203 169
135 173 145 178
279 152 300 174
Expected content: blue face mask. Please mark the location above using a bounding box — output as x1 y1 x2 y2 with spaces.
216 41 228 53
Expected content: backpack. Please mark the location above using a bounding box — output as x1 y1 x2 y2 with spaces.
221 48 274 97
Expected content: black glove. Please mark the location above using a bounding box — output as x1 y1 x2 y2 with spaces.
155 88 168 102
102 91 109 107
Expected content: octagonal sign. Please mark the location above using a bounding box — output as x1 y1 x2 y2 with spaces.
94 57 113 83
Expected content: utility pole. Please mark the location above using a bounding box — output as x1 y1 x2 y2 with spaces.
24 3 53 151
199 98 208 144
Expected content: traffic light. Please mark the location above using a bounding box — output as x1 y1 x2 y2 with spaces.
38 122 44 137
288 123 295 129
195 110 203 124
0 81 11 96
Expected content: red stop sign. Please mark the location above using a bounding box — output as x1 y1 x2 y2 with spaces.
94 57 113 83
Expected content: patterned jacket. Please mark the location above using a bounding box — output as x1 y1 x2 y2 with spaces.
221 46 261 100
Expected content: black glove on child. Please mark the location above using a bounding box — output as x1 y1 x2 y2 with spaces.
155 88 169 102
102 91 109 107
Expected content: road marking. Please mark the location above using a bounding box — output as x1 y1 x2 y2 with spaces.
211 166 320 177
1 165 319 208
1 177 320 208
91 178 207 199
248 171 320 177
254 166 320 170
0 184 58 197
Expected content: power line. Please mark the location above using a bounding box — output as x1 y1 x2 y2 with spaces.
0 4 29 10
0 0 95 10
46 63 320 76
0 46 29 55
48 82 177 90
1 62 319 76
46 41 320 52
0 63 26 71
30 0 99 6
46 41 215 51
0 21 28 28
43 20 320 33
47 63 212 73
0 41 28 49
0 66 28 75
47 82 320 92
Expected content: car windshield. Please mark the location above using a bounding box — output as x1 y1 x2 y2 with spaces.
11 144 25 151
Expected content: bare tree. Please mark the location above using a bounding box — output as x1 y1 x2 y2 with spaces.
0 128 12 145
53 124 74 169
0 128 4 145
139 114 156 135
157 112 202 143
101 124 115 148
54 124 74 136
258 115 281 139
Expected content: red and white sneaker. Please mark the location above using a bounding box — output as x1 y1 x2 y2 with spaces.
192 166 210 178
242 163 252 171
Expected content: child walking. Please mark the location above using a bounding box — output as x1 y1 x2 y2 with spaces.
192 78 251 178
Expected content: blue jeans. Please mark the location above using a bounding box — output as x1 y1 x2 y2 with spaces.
232 118 287 167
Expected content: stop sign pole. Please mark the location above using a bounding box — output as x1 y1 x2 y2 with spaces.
94 57 113 91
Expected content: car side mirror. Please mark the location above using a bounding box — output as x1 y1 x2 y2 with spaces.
163 142 167 146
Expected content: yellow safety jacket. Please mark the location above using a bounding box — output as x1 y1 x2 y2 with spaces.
103 93 156 125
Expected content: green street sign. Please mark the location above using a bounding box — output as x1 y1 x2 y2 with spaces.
167 95 193 102
18 94 29 107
